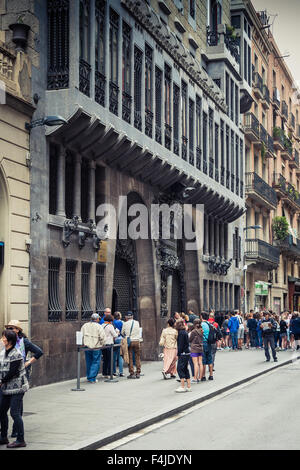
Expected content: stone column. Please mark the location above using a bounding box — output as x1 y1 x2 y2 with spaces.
88 160 96 222
56 146 66 217
73 153 82 221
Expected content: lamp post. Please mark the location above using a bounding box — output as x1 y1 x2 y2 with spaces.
243 225 262 315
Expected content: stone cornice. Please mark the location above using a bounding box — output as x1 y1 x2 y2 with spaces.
121 0 227 113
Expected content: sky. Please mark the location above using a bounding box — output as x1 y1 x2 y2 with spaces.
252 0 300 83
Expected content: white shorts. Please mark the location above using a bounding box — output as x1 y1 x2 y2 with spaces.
237 328 245 339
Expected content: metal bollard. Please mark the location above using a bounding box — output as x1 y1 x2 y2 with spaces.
71 346 85 391
104 344 119 383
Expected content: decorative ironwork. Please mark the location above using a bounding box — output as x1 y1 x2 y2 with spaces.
122 91 132 123
109 81 119 115
189 150 194 166
95 71 106 106
145 44 153 137
173 85 180 155
81 262 93 320
207 256 233 276
245 239 280 267
246 172 278 207
79 58 91 96
48 257 62 322
66 260 78 321
155 67 162 144
165 123 172 151
47 0 70 90
145 109 153 138
115 238 138 318
62 216 101 250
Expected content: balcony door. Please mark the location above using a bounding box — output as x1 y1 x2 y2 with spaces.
209 0 222 31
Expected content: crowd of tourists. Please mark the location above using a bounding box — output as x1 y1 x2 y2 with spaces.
159 309 300 393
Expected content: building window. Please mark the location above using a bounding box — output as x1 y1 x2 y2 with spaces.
47 0 70 90
215 123 219 182
122 21 132 123
235 134 239 195
79 0 91 96
203 111 208 174
226 125 230 189
145 44 153 138
95 0 106 106
134 46 143 131
235 84 239 126
189 99 194 165
173 84 180 155
190 0 195 19
155 67 162 144
225 72 229 110
81 262 93 320
66 260 78 321
196 96 201 170
231 130 235 192
209 108 214 178
165 64 172 150
48 257 62 322
220 120 224 185
181 81 188 161
230 78 234 121
109 8 119 115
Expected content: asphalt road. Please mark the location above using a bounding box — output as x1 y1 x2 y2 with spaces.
113 361 300 450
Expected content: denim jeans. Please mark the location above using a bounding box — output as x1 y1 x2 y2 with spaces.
0 393 25 442
249 330 257 347
85 349 102 382
113 337 124 375
263 336 277 361
257 330 263 348
230 331 238 350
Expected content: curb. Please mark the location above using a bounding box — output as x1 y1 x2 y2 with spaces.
67 355 300 450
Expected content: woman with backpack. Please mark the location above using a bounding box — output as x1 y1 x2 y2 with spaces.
189 319 204 383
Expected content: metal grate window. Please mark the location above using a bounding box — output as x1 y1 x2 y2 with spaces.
196 96 201 170
66 260 78 321
122 21 132 123
47 0 69 90
95 0 106 106
109 8 119 115
155 67 162 144
48 257 62 322
164 64 172 150
189 99 194 165
134 46 143 131
173 84 180 155
81 262 93 320
145 44 153 138
96 264 105 316
181 81 188 161
79 0 91 96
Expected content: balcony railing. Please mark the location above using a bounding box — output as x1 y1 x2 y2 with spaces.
262 84 270 105
274 235 300 258
260 124 268 146
206 27 240 63
245 239 280 267
273 127 285 149
281 100 288 119
267 134 274 155
245 172 278 208
244 112 260 138
273 173 300 209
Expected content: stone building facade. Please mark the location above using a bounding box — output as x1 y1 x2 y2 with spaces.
2 0 247 385
0 13 34 333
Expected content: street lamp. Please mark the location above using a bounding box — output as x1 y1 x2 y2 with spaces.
243 225 262 315
25 115 67 131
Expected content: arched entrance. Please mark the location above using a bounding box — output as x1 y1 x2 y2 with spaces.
0 169 9 330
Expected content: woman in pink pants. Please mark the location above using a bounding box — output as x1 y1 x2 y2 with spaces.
159 318 178 379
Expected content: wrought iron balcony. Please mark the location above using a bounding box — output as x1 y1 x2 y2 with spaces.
260 124 268 146
273 127 285 151
281 136 293 161
245 239 280 268
244 113 260 143
206 27 240 63
122 92 132 124
253 72 263 99
261 84 270 108
79 58 91 97
289 112 295 130
281 100 288 120
265 134 274 158
145 109 153 138
274 235 300 258
273 173 300 211
245 172 278 209
95 71 106 107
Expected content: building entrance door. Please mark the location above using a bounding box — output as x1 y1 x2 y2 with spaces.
112 257 133 317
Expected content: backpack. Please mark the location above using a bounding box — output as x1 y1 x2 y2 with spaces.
205 321 219 345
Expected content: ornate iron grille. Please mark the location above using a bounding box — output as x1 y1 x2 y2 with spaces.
122 91 132 123
48 257 62 322
165 64 172 150
145 109 153 138
134 46 143 131
66 260 78 321
47 0 70 90
122 21 132 122
109 81 119 115
96 263 105 316
145 44 153 138
95 0 106 105
109 8 119 114
81 262 93 320
155 67 162 144
79 58 91 97
173 84 180 155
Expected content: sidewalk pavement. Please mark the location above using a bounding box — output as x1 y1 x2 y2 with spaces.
3 348 300 451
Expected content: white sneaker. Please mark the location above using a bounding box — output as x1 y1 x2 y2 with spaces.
175 387 187 393
191 379 198 383
186 387 192 392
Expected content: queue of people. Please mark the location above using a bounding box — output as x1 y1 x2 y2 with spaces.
159 308 300 393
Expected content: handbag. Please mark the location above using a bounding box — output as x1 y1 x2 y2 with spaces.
127 320 135 347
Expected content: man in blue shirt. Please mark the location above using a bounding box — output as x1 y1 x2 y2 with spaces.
228 312 240 350
201 312 214 381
